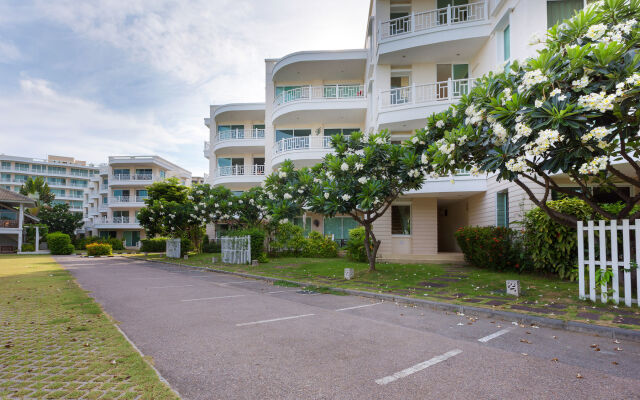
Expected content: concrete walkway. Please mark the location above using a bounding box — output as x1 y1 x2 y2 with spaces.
57 256 640 400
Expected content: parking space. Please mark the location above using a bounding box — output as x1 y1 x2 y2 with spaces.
56 256 640 399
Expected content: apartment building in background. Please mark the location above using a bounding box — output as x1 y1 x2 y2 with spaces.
83 156 192 247
204 0 600 260
0 154 99 214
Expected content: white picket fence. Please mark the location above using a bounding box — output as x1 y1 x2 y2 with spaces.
577 220 640 306
221 235 251 264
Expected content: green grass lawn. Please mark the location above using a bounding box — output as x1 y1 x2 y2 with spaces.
137 252 640 330
0 255 178 399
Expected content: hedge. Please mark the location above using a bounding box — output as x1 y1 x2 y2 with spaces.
86 243 112 256
47 232 75 255
455 226 525 272
21 243 35 252
140 238 167 252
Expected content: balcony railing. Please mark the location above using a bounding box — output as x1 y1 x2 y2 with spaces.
274 135 346 155
216 165 265 177
110 196 149 203
99 216 139 224
274 85 365 106
217 128 265 142
379 78 471 108
379 1 487 39
110 174 154 181
0 220 19 228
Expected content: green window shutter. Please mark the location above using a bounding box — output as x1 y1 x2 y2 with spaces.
496 192 509 227
547 0 583 28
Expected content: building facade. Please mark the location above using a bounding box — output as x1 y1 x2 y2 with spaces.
204 0 595 259
0 154 99 214
83 156 192 247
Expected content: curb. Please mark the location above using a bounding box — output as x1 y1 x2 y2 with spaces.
129 256 640 343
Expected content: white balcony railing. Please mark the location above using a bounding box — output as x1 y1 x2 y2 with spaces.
217 129 265 142
379 78 471 108
99 216 139 224
216 165 265 177
110 174 154 181
274 136 346 155
110 196 148 203
379 1 487 39
274 85 365 106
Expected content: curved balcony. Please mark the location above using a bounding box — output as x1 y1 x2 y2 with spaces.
272 49 366 83
94 216 141 229
377 1 491 64
272 85 366 125
212 164 266 189
212 129 266 155
377 78 471 131
272 136 345 168
108 196 148 207
108 173 156 187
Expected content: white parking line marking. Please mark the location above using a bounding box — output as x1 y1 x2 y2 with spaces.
335 302 383 312
375 349 462 385
181 294 246 302
220 281 254 285
236 313 315 327
149 285 195 289
266 290 293 294
478 328 514 343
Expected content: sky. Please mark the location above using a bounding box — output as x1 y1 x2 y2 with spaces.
0 0 369 176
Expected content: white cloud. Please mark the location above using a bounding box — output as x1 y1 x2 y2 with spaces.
0 39 22 63
0 77 206 173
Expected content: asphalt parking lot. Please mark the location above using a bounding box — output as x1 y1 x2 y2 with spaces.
56 256 640 400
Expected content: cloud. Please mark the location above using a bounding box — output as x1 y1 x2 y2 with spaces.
1 77 205 173
0 39 22 63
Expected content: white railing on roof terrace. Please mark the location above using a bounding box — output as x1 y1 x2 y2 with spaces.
273 136 347 155
217 128 265 142
216 165 265 177
379 1 487 39
379 79 471 108
110 173 154 181
274 85 365 106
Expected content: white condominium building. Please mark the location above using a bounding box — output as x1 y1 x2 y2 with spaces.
83 156 192 247
0 154 99 214
204 0 598 260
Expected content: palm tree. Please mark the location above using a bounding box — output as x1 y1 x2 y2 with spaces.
20 177 55 215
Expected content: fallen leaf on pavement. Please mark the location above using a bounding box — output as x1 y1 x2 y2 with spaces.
612 361 619 365
576 374 583 379
551 358 558 362
614 347 623 351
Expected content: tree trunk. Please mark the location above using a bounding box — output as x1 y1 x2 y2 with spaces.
363 223 381 272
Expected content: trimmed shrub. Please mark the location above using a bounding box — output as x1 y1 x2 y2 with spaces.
303 231 338 258
180 237 192 257
454 226 524 272
140 238 167 253
47 232 75 255
228 228 266 260
270 223 305 256
21 243 35 252
106 237 125 251
86 243 112 256
346 227 367 262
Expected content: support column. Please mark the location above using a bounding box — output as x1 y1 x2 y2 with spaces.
35 226 40 253
18 203 24 252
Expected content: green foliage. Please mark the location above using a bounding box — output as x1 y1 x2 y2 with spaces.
228 228 266 260
257 252 269 263
262 160 312 226
86 243 112 256
24 224 48 245
454 226 524 272
270 223 306 256
303 231 338 258
346 227 367 262
38 204 83 237
201 235 220 253
180 237 192 257
47 232 75 255
19 176 55 207
140 238 167 253
21 243 35 252
523 198 594 279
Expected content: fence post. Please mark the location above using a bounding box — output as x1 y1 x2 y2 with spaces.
611 219 619 304
635 219 640 307
577 221 585 300
623 219 632 307
598 220 607 302
587 220 596 302
247 235 251 265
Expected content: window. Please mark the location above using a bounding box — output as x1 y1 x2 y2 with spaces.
14 174 28 183
294 216 312 237
113 168 130 177
275 86 305 103
136 189 148 197
323 217 360 241
437 64 470 97
496 191 509 227
324 128 360 136
70 179 86 187
1 173 10 182
391 205 411 235
70 189 84 198
113 189 130 198
1 161 10 170
71 168 88 176
47 165 66 174
113 210 129 218
51 189 66 197
218 125 245 139
547 0 583 28
31 164 45 173
275 129 311 143
102 196 108 204
47 177 66 185
70 201 83 209
135 168 152 176
503 25 511 70
14 163 29 172
390 72 411 104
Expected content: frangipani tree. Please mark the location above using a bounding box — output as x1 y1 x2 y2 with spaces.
305 131 424 271
412 0 640 227
262 160 313 226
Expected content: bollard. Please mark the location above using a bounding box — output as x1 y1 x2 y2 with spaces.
506 280 520 296
211 256 217 263
183 255 188 260
251 259 259 266
344 268 355 280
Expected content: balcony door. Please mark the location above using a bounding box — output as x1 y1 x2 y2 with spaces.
437 0 469 24
217 158 244 176
390 72 411 105
252 158 265 175
389 4 411 36
436 64 469 99
218 125 244 140
113 189 130 200
123 231 140 247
